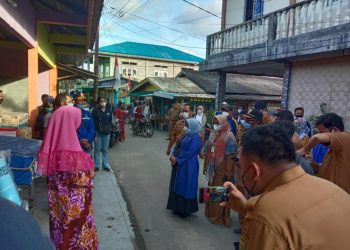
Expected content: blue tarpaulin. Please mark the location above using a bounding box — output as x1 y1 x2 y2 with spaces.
0 136 41 158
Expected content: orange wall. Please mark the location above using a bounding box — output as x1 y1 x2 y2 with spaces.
49 67 57 97
28 48 38 127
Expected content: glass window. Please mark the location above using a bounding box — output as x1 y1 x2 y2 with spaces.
132 69 137 76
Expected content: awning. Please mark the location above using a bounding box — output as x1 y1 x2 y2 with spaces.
57 63 97 81
142 91 181 100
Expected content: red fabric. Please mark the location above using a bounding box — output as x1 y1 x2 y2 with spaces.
135 107 143 120
114 108 126 141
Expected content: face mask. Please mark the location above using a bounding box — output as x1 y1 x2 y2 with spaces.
197 110 203 114
242 165 257 197
100 102 107 107
222 112 229 117
84 107 90 111
45 108 53 113
242 120 252 129
238 109 243 113
182 112 189 119
77 104 85 110
67 103 74 107
213 124 222 132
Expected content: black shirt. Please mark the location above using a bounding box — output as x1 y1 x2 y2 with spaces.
92 107 113 134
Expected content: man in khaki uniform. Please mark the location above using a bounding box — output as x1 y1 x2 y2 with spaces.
223 124 350 250
297 113 350 194
166 101 180 139
166 104 192 156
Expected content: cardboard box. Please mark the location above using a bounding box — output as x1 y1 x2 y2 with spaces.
17 127 32 139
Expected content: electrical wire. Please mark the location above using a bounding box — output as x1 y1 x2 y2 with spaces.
181 0 221 19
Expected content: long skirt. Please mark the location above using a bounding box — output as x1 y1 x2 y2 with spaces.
166 165 198 217
48 170 99 250
205 161 231 227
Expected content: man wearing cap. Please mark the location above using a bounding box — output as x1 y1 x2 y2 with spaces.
75 94 95 155
254 101 274 124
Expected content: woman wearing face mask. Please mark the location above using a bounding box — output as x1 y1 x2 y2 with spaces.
167 118 202 217
43 96 55 136
204 114 237 226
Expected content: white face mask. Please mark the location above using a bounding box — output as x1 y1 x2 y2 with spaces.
182 112 189 119
238 109 243 113
222 111 229 117
213 124 222 132
197 110 203 114
183 126 190 134
67 103 74 107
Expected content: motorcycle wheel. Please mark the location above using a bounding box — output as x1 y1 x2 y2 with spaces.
142 125 154 138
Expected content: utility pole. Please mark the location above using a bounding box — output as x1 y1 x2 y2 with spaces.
93 26 99 102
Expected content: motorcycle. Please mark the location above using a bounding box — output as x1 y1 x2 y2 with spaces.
133 114 154 138
109 119 120 148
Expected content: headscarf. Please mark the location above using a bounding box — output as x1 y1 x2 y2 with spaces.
205 114 237 169
37 106 94 176
185 118 201 134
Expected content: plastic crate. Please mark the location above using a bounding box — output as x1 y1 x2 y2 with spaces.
0 111 28 128
9 155 34 185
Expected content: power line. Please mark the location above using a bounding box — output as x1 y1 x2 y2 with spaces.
181 0 221 19
108 7 206 41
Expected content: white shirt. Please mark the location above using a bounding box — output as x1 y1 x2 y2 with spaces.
195 114 203 125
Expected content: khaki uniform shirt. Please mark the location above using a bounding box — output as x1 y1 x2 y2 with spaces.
318 132 350 194
167 119 185 150
240 166 350 250
262 114 274 125
168 108 180 121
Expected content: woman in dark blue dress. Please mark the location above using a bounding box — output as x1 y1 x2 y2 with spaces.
167 118 202 217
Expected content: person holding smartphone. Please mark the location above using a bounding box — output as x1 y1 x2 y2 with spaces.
222 124 350 250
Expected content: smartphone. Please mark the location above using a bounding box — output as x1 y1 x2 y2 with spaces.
199 186 229 203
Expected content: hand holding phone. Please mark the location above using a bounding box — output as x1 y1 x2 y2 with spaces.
199 186 229 203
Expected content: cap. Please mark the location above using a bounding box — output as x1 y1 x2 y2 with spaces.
254 101 267 110
275 109 294 122
244 109 263 121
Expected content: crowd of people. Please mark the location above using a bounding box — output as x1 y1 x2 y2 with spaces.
31 92 137 249
165 100 350 249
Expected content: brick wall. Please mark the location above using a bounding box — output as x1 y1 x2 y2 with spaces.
288 56 350 130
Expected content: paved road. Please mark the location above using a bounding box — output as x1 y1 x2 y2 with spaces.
110 128 240 250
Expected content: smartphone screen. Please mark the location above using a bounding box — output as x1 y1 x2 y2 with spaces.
199 186 229 203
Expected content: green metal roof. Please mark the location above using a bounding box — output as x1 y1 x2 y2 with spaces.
99 42 203 63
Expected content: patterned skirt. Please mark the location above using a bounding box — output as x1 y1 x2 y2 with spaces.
48 170 99 250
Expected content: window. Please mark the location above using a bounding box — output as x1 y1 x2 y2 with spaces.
155 65 168 68
244 0 264 21
122 67 137 77
122 61 137 65
154 70 168 77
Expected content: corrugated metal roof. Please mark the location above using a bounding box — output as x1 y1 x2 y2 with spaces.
178 70 282 96
99 42 203 63
132 77 206 94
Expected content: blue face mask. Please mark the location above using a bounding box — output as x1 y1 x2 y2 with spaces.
77 104 85 110
242 120 252 129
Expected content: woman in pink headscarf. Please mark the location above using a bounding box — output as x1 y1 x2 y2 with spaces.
37 105 99 250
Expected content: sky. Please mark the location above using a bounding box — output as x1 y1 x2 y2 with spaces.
99 0 222 59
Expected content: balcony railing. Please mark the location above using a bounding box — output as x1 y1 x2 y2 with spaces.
207 0 350 56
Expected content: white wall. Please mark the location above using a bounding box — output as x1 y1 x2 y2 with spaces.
225 0 245 29
225 0 291 29
264 0 289 14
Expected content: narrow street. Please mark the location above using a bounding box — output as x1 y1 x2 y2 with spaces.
109 128 240 250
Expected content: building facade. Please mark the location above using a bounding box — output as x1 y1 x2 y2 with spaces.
201 0 350 128
0 0 102 128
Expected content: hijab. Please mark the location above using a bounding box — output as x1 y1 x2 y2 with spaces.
37 106 94 175
185 118 201 135
205 114 237 168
